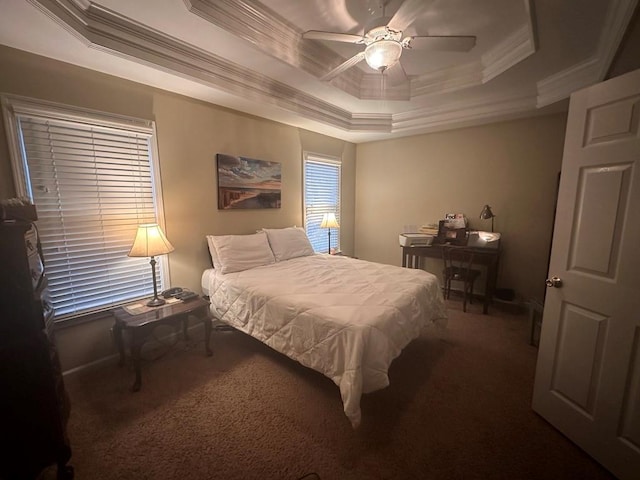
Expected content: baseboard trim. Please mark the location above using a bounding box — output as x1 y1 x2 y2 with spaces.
62 321 207 379
444 287 527 314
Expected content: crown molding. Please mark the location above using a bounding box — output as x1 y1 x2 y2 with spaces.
482 23 536 83
186 0 363 99
27 0 365 130
536 58 601 108
396 0 535 99
392 92 537 135
186 0 537 102
593 0 639 79
20 0 628 141
536 0 638 107
411 61 483 98
350 113 392 133
359 74 411 101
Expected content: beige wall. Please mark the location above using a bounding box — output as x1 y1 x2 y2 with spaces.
0 45 356 371
355 114 568 304
0 44 570 372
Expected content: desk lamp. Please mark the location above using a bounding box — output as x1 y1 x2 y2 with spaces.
479 205 496 232
128 223 174 307
320 213 340 254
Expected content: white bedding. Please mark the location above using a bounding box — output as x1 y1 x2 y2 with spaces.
202 254 447 427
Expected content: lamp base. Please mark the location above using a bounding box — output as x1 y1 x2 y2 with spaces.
146 296 166 307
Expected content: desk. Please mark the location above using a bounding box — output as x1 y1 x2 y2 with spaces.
402 245 501 314
112 297 212 392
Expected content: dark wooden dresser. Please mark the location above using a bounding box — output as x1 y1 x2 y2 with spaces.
0 218 73 479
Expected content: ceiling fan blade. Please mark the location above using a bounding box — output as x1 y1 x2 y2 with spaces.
321 51 366 81
383 62 408 87
407 35 477 52
387 0 431 32
303 31 365 44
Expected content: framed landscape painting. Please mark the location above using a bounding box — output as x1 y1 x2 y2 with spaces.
216 154 282 209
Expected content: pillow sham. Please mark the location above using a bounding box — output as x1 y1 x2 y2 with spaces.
208 232 275 274
263 226 314 262
205 235 222 270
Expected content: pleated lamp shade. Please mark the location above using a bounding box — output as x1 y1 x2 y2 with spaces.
320 213 340 229
128 224 174 258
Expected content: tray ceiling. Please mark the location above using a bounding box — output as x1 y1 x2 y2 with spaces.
0 0 637 142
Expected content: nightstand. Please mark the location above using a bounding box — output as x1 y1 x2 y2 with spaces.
332 251 358 259
112 296 212 392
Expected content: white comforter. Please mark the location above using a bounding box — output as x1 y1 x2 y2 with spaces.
202 254 447 427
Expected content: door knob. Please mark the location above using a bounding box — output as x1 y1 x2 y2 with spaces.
545 276 562 288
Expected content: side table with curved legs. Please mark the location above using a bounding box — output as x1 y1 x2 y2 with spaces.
112 296 212 392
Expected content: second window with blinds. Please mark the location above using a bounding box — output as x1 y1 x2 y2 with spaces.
303 152 341 253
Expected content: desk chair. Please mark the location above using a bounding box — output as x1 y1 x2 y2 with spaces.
441 246 481 312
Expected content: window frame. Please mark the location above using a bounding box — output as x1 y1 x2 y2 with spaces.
1 94 170 323
302 151 342 253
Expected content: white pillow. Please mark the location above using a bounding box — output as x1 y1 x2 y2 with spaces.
263 227 314 262
205 235 222 270
209 232 275 274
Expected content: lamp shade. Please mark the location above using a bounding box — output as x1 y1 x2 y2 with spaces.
364 40 403 71
479 205 495 220
128 224 174 258
320 212 340 229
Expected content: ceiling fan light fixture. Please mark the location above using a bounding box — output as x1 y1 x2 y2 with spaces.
364 40 402 71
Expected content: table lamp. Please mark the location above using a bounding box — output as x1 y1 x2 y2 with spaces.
128 223 175 307
320 212 340 254
479 204 496 232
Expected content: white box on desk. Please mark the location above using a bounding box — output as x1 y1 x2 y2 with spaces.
399 233 434 247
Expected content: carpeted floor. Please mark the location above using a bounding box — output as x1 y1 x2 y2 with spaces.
57 299 616 479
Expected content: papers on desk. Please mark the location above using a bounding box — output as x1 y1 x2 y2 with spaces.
419 224 439 236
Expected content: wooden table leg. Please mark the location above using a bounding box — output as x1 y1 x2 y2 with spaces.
113 321 125 367
130 333 143 392
182 315 190 342
204 316 212 356
482 294 490 314
483 259 499 314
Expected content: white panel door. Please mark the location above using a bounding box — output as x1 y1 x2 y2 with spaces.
532 68 640 480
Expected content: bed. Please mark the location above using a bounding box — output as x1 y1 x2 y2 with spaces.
201 227 447 427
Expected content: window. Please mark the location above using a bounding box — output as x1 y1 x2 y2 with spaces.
303 152 341 253
2 96 168 321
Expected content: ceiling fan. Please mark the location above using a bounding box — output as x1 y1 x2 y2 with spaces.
302 0 476 86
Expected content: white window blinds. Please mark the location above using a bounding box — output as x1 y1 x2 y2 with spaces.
12 108 163 320
304 154 341 253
